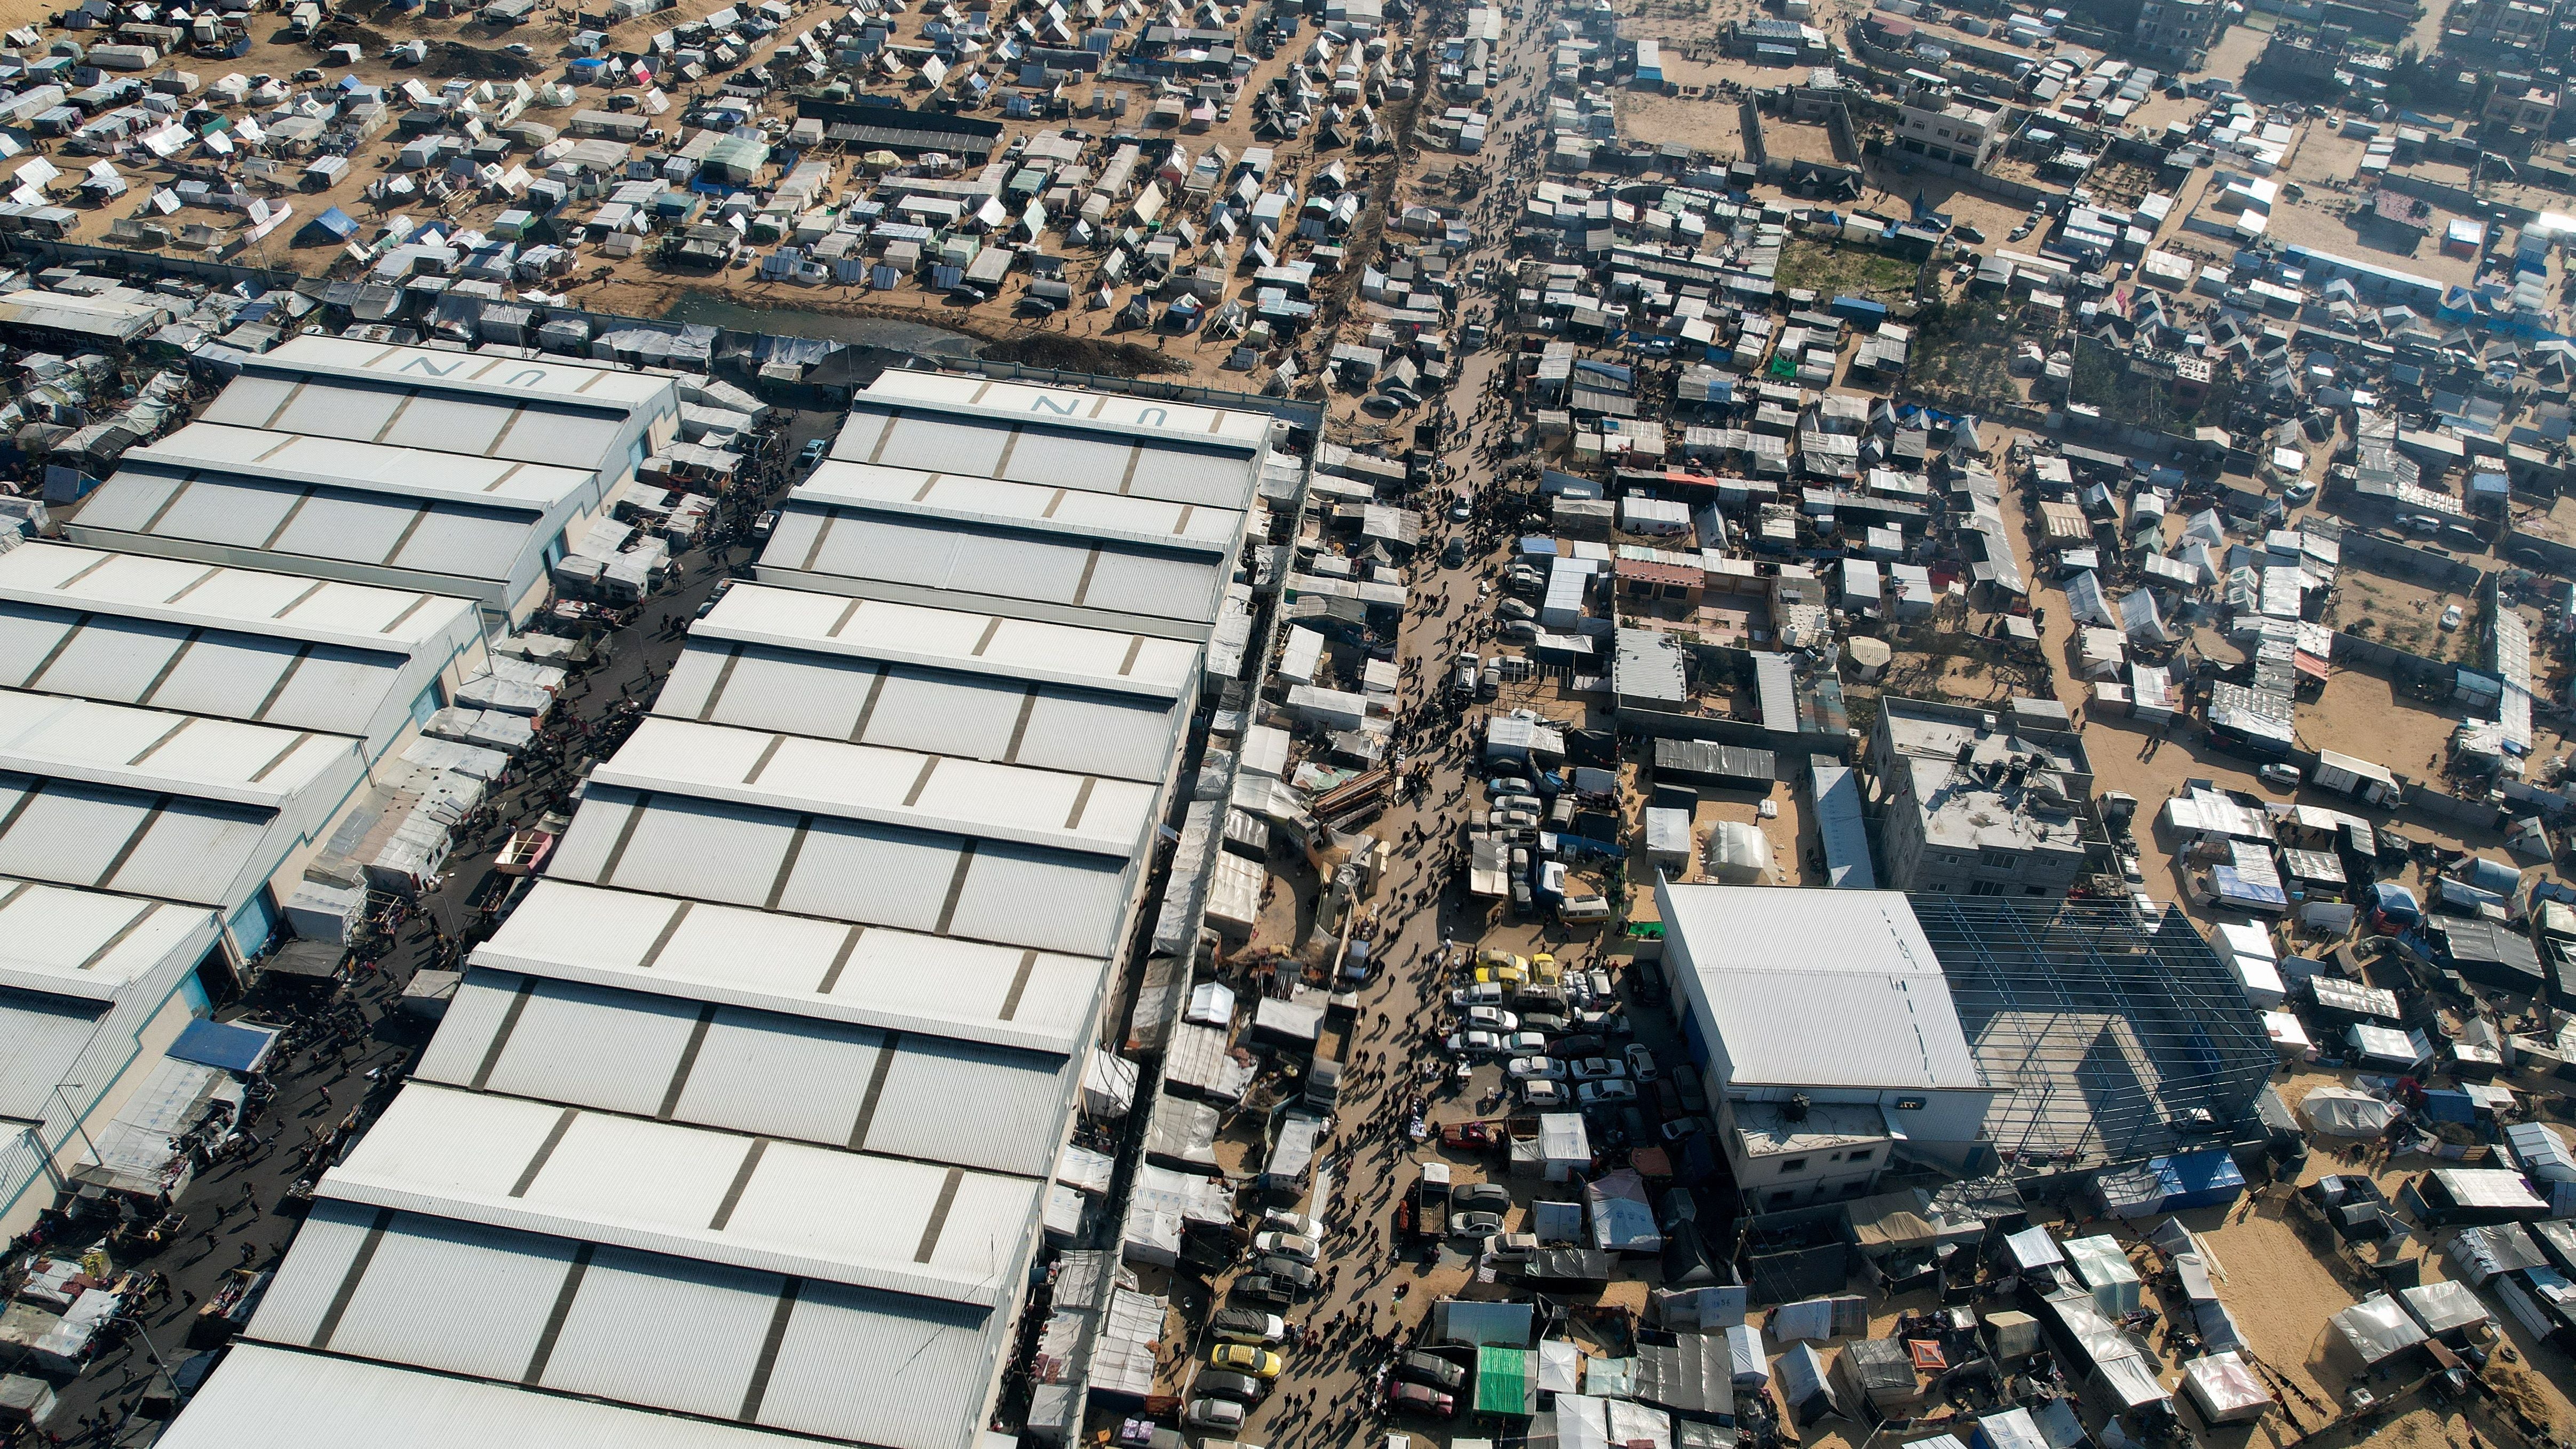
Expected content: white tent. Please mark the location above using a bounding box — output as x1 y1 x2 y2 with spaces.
2331 1293 2429 1367
2181 1351 2270 1424
2300 1086 2401 1137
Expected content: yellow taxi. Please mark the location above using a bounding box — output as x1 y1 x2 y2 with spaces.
1207 1344 1285 1379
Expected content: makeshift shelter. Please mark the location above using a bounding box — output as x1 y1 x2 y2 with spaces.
2407 1168 2550 1226
2398 1280 2492 1343
1774 1342 1843 1425
2181 1351 2270 1425
1538 1339 1582 1395
1968 1405 2050 1449
1632 1333 1734 1419
1588 1169 1665 1254
2063 1236 2143 1315
1476 1345 1537 1416
1726 1324 1767 1385
2450 1222 2547 1286
2301 1086 2401 1137
1998 1225 2065 1273
2329 1293 2429 1370
1832 1336 1921 1421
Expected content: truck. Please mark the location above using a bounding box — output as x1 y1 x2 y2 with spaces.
1408 1162 1450 1241
1305 1013 1347 1112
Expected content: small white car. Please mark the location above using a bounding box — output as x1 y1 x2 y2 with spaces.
1445 1029 1503 1056
1253 1231 1319 1265
1568 1057 1627 1083
2440 604 2464 630
1465 1006 1520 1033
2258 763 2302 791
1263 1211 1323 1240
1624 1044 1660 1082
1507 1055 1567 1081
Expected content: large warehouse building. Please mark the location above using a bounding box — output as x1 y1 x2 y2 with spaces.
63 337 684 628
155 371 1295 1449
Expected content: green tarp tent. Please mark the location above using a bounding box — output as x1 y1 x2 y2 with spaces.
1475 1345 1536 1416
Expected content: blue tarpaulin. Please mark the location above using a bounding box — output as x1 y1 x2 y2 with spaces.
2212 865 2288 910
2368 882 2421 925
165 1018 279 1074
302 205 356 242
2152 1149 2247 1212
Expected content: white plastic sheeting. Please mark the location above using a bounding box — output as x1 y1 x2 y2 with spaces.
2181 1351 2269 1424
2063 1236 2143 1315
1587 1168 1664 1253
2399 1279 2493 1340
1701 819 1770 883
2301 1086 2401 1137
1538 1339 1583 1393
1727 1324 1768 1384
2331 1292 2429 1366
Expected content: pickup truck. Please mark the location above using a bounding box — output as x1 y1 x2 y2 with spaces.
1305 1017 1347 1112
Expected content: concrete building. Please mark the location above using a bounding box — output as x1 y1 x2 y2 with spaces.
155 371 1293 1449
63 337 683 630
1654 881 1996 1209
2455 0 2554 51
1891 92 2006 170
2133 0 2225 69
2483 73 2561 129
1867 695 2098 901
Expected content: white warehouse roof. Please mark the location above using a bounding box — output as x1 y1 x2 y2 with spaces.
0 690 368 907
0 876 221 1003
416 965 1076 1178
243 1199 996 1449
0 543 484 755
1658 883 1984 1092
474 878 1104 1057
161 1343 823 1449
205 336 678 475
756 374 1274 638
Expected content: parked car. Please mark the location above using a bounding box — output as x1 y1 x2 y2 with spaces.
1484 1231 1540 1262
1184 1399 1246 1432
1508 1055 1566 1081
1197 1370 1270 1404
1263 1212 1322 1240
1212 1308 1287 1343
2258 763 2302 790
1549 1034 1608 1058
1522 1079 1567 1107
2284 479 2317 505
1256 1257 1317 1288
1253 1231 1319 1265
1400 1350 1469 1391
1497 598 1536 622
1625 1044 1661 1082
1578 1080 1639 1107
1451 1210 1506 1237
1518 1012 1568 1034
1568 1057 1628 1083
1233 1274 1296 1307
1450 981 1507 1007
1661 1115 1715 1142
1954 223 1987 244
1499 619 1540 643
1487 793 1542 815
1207 1344 1284 1379
1444 1029 1504 1056
1454 1183 1512 1214
1498 1031 1549 1054
1465 1007 1520 1032
1490 807 1540 829
798 438 829 471
2441 604 2464 630
1388 1381 1455 1416
1441 538 1468 568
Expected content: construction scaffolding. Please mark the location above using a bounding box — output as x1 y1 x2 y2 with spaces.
1910 897 2276 1177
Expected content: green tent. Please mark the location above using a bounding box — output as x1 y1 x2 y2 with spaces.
1474 1345 1536 1416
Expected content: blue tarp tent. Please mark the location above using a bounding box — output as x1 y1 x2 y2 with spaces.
165 1018 279 1074
2155 1149 2248 1212
2212 865 2287 912
297 205 356 245
2369 882 2422 926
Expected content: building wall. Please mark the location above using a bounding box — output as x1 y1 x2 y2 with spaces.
0 979 206 1241
1894 102 1999 168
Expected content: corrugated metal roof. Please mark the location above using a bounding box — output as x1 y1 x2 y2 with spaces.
0 877 219 1001
323 1083 1039 1300
805 461 1243 550
472 880 1100 1056
417 969 1072 1177
157 1344 823 1449
134 422 598 511
834 403 1258 510
0 775 276 906
864 369 1277 447
546 786 1132 957
591 717 1155 858
0 688 363 812
1658 883 1981 1091
659 637 1181 783
73 467 543 585
247 1201 997 1449
695 581 1199 701
0 542 481 652
762 500 1230 632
